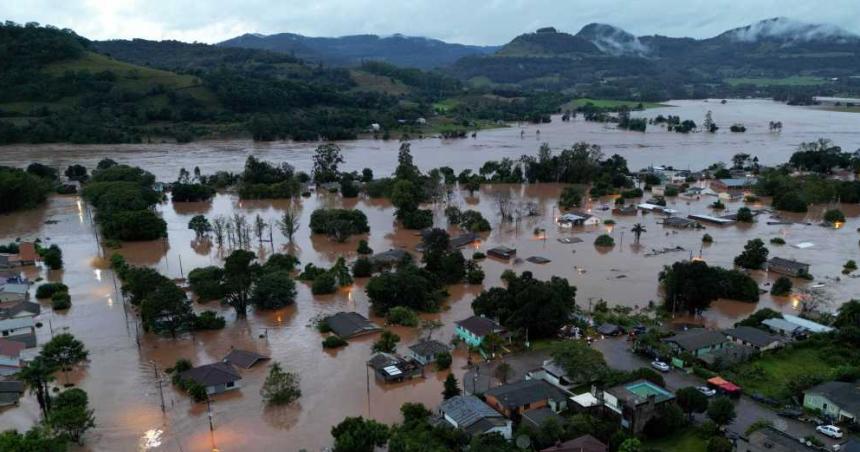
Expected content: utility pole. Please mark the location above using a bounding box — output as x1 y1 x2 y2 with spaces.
152 361 165 413
178 255 184 279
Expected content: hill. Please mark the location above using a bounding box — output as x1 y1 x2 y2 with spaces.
449 17 860 101
218 32 499 69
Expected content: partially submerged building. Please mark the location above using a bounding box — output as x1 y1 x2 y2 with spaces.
486 246 516 260
558 212 600 227
767 257 811 278
407 339 450 366
179 362 241 395
367 352 422 383
325 312 382 339
438 395 512 439
222 349 269 369
454 315 507 348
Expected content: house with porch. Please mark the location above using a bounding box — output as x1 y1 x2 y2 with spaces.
454 315 507 348
804 381 860 423
663 329 729 359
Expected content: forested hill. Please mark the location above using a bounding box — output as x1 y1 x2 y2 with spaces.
449 18 860 100
217 32 499 69
0 23 562 145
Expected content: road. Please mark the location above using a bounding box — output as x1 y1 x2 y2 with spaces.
593 336 842 448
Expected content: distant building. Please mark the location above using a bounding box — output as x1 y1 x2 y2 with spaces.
804 381 860 423
711 177 756 193
663 329 729 358
767 257 811 278
661 217 699 229
438 395 512 439
0 338 25 376
602 379 675 433
483 379 568 418
179 362 241 395
0 283 30 303
325 312 382 339
455 315 506 348
762 317 806 337
541 435 607 452
558 212 600 226
408 339 450 366
723 326 782 352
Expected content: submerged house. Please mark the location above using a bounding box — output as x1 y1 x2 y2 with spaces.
368 249 410 268
661 217 699 229
767 257 810 278
0 380 24 407
711 178 756 194
408 339 451 366
222 349 269 369
603 379 675 434
558 212 600 227
439 395 512 439
367 352 422 383
179 362 241 395
486 246 516 260
325 312 382 339
0 284 30 303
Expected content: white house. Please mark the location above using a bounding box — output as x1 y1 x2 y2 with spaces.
526 359 574 391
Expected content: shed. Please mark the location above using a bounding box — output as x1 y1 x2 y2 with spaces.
222 349 270 369
762 318 805 336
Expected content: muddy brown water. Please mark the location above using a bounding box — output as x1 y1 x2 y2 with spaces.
1 99 859 451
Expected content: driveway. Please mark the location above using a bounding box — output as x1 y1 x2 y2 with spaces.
593 336 841 448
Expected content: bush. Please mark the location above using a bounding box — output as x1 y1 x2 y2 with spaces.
604 219 615 225
322 335 348 349
594 234 615 247
192 311 226 330
357 240 373 255
472 251 486 260
702 233 713 243
340 180 359 198
435 352 452 370
559 186 585 209
771 277 792 296
51 292 71 310
36 282 68 299
773 191 807 213
459 210 491 232
387 306 419 327
711 200 725 210
311 272 337 295
769 237 785 245
824 209 846 224
352 257 374 277
664 186 679 197
736 207 754 223
40 244 63 269
187 266 225 301
309 208 369 238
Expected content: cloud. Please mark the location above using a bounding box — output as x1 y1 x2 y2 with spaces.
2 0 859 45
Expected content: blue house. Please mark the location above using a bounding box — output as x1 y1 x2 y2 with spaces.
455 315 506 348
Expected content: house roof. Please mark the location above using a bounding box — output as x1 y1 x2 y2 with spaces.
449 233 479 249
541 434 607 452
17 243 37 262
806 381 860 415
762 318 804 333
723 326 780 348
222 349 269 369
0 283 29 295
768 257 810 271
663 328 727 352
1 330 36 348
716 178 756 188
522 406 563 428
464 416 509 436
0 300 39 318
783 314 833 333
367 352 403 372
325 312 381 339
408 339 449 357
456 315 504 338
606 379 674 407
596 323 622 335
0 338 25 358
0 380 24 393
369 249 409 265
439 394 504 428
663 217 697 227
484 379 567 409
180 362 241 387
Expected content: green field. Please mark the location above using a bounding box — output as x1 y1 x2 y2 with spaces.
724 76 828 87
645 430 708 452
350 70 411 96
564 98 667 110
725 342 855 401
432 98 461 112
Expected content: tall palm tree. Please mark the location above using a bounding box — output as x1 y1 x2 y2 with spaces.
17 356 56 418
632 223 646 244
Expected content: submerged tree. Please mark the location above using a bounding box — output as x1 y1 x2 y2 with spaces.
188 215 212 239
277 205 301 244
631 223 646 244
223 250 258 318
260 362 301 405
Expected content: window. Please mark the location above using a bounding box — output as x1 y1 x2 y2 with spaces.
226 381 235 388
523 403 530 410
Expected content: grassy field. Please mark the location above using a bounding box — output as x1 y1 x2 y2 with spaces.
645 430 708 452
724 76 828 87
725 342 855 401
564 98 667 110
350 70 411 96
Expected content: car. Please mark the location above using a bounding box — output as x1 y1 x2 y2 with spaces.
777 406 803 418
696 386 717 397
816 424 843 439
651 360 670 372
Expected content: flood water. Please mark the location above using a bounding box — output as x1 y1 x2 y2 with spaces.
1 99 860 451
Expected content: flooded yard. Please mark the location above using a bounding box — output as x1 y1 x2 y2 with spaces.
1 98 860 451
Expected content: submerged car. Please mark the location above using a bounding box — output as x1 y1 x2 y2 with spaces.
815 424 843 439
651 360 670 372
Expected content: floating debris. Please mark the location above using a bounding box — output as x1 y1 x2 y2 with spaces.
793 242 815 249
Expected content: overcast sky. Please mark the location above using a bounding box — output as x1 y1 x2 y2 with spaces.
2 0 859 45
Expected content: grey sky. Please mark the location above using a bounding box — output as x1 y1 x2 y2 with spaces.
2 0 859 45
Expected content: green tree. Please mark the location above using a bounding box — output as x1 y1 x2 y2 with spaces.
331 416 390 452
65 164 88 182
442 373 461 399
619 438 642 452
550 341 607 385
594 234 615 247
736 207 754 223
187 266 225 301
277 205 301 244
435 352 452 370
824 209 846 224
357 240 373 255
707 436 733 452
17 356 56 418
771 276 792 296
40 245 63 270
48 389 95 444
187 215 211 238
260 362 301 405
707 397 737 427
559 185 585 209
251 270 297 310
675 386 709 420
223 249 258 317
0 426 66 451
372 330 401 353
40 333 88 374
312 143 344 183
139 282 194 338
734 238 769 269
